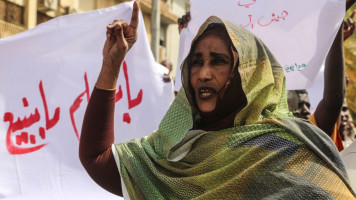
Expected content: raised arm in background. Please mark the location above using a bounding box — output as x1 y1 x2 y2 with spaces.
78 0 140 196
314 1 356 135
314 24 345 135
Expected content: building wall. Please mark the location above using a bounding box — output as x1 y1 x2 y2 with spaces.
164 0 189 79
78 0 94 12
0 0 26 37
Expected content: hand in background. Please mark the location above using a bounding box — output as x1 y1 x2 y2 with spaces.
178 12 191 34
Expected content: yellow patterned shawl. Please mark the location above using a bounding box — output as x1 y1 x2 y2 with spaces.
114 16 355 199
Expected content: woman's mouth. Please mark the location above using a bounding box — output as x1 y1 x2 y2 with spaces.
198 87 217 99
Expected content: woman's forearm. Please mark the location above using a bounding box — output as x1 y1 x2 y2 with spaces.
79 1 139 195
79 87 123 196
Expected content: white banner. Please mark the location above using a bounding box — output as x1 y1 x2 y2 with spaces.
175 0 344 91
0 2 173 199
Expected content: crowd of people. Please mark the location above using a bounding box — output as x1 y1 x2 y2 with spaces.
79 0 356 199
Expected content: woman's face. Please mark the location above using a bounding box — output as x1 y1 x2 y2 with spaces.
189 33 232 113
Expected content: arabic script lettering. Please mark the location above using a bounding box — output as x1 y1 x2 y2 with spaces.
3 81 60 155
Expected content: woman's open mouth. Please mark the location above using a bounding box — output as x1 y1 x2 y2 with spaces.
198 87 217 99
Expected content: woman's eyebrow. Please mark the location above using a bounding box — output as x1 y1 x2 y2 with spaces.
192 52 202 58
210 52 229 59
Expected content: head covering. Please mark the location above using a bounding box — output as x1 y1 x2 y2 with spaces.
181 17 290 129
183 23 246 131
114 16 355 199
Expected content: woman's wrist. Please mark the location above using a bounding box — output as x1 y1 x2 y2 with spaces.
96 58 124 90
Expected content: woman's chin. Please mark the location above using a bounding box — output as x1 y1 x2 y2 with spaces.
198 104 216 113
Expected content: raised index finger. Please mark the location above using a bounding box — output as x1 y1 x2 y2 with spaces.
129 0 140 30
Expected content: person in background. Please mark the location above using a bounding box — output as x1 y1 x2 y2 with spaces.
160 59 173 83
160 59 176 101
339 97 356 147
287 89 311 120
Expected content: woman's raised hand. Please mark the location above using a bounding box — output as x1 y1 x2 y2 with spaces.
95 0 140 90
102 0 140 70
97 0 140 89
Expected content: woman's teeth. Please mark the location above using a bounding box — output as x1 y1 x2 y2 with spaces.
201 92 210 97
199 89 214 97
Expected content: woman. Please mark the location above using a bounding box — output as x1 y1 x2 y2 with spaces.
79 1 355 199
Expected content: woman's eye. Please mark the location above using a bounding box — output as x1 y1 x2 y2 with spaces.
192 60 203 66
213 58 227 64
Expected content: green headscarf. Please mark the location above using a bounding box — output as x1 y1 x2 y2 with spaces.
114 16 355 199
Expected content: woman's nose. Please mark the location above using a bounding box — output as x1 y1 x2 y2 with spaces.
198 64 213 82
